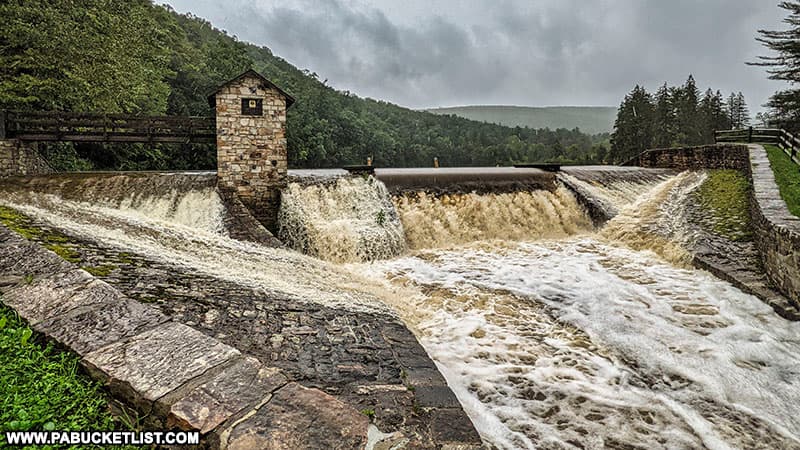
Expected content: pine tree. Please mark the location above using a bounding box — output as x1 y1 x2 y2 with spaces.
674 75 702 144
652 83 675 147
727 93 738 128
750 1 800 130
736 92 750 127
609 85 655 163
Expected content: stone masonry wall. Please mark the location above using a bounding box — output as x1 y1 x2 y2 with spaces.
630 143 800 306
748 145 800 304
214 75 287 233
0 139 53 178
627 144 750 171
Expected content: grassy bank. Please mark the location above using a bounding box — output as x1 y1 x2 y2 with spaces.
0 303 133 448
695 169 753 241
764 144 800 217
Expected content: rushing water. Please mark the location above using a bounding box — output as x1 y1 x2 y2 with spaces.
1 171 799 449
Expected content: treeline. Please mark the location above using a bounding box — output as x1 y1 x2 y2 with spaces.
608 76 749 163
0 0 607 170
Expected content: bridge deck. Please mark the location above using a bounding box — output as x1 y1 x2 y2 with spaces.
1 110 215 144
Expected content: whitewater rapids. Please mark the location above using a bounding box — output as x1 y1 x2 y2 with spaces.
1 171 799 449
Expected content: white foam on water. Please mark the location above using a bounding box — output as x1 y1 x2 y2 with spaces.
361 239 800 449
278 176 406 262
0 191 394 314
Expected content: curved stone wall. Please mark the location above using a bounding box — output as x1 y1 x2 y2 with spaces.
631 143 800 306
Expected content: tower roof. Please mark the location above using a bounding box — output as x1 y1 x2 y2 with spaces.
207 69 295 108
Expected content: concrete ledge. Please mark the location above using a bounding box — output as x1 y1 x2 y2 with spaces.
374 166 557 195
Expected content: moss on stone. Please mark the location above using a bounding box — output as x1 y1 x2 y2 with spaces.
44 244 81 263
116 252 135 265
81 264 117 277
0 206 44 240
695 170 753 242
765 144 800 217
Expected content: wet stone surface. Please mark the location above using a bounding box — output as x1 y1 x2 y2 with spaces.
685 172 800 320
2 215 480 448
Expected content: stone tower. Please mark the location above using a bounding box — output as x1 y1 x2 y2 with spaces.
209 69 295 233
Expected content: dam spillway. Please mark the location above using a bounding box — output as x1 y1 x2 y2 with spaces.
1 166 799 449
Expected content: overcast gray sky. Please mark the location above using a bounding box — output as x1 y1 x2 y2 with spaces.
163 0 786 112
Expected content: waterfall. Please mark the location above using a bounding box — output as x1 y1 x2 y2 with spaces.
394 187 593 250
277 176 406 263
0 173 227 234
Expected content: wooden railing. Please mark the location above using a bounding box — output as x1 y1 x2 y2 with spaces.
0 110 216 144
715 127 800 166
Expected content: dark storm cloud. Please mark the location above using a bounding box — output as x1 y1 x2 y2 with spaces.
163 0 786 110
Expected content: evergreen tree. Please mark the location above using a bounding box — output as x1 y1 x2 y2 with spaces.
652 83 675 147
674 75 702 145
727 92 739 128
609 85 654 163
750 1 800 131
736 92 750 127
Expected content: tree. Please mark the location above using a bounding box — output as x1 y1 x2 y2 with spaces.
674 75 702 145
699 89 728 143
652 83 676 147
609 85 654 163
727 92 750 128
750 1 800 131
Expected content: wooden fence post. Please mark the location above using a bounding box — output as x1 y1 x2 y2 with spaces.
748 126 753 143
0 110 6 140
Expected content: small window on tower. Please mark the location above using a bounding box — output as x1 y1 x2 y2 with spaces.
241 98 263 116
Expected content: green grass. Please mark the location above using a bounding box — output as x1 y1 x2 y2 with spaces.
695 170 753 241
0 303 134 449
765 145 800 217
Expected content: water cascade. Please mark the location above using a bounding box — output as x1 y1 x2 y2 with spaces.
2 169 799 449
393 186 592 250
278 176 406 263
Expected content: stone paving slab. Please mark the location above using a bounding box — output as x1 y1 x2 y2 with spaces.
216 382 369 450
0 239 74 277
36 295 168 354
2 270 96 324
166 356 288 434
82 321 241 412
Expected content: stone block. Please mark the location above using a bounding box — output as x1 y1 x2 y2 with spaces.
429 409 482 446
415 385 461 409
166 357 288 434
36 295 168 354
82 322 240 411
3 270 97 324
217 382 368 450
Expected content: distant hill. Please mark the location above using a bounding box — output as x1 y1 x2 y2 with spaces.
426 106 618 135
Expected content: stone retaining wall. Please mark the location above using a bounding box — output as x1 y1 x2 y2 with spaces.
632 143 800 307
626 144 750 171
0 139 53 178
747 145 800 303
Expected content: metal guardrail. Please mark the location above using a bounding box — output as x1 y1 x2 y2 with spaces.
0 110 216 144
715 127 800 166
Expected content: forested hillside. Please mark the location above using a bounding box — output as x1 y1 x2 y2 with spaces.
427 106 617 134
0 0 607 170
